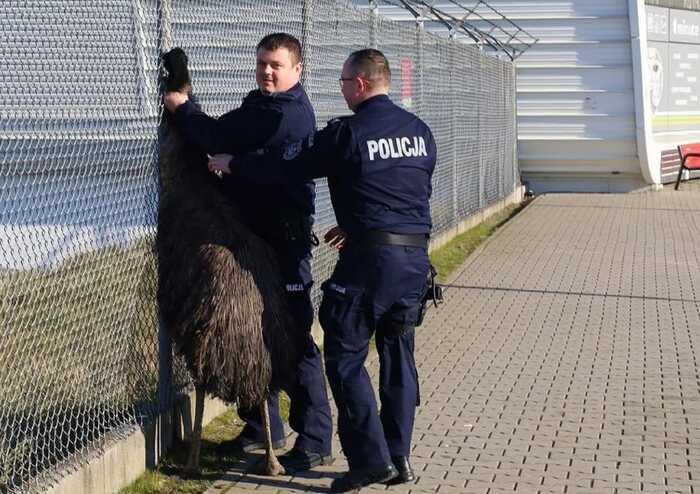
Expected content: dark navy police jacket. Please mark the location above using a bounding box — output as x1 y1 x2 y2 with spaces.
173 82 316 240
234 95 436 239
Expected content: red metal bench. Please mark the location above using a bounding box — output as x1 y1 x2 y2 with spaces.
675 142 700 190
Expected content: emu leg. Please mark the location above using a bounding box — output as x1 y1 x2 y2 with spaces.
185 384 205 475
258 399 285 476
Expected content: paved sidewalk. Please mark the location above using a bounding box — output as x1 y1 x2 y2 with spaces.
206 185 700 493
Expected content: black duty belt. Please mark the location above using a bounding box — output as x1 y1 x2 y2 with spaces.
363 231 429 249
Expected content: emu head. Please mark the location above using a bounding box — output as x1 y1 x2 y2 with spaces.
162 47 192 94
159 47 207 186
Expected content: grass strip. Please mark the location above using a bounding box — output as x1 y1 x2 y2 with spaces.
119 394 290 494
118 409 242 494
430 203 525 283
117 409 244 494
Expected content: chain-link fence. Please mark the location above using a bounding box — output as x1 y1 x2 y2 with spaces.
0 1 517 492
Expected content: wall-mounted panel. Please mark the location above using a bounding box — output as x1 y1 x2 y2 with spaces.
647 6 700 133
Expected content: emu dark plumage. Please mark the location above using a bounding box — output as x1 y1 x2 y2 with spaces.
156 47 303 475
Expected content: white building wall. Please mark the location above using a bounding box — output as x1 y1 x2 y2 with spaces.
369 0 650 192
508 0 644 192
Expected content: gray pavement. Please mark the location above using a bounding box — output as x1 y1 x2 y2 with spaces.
206 184 700 493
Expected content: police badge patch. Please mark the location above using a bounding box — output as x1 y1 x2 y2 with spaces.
283 141 302 160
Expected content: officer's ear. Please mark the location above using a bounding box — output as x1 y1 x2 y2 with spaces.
357 76 371 93
294 61 303 77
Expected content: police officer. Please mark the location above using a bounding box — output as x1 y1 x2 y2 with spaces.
163 33 334 474
209 48 436 492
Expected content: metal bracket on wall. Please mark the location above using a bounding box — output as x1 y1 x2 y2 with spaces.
387 0 538 60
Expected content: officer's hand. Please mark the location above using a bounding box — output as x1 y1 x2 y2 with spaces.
208 154 232 175
324 226 347 250
163 91 188 113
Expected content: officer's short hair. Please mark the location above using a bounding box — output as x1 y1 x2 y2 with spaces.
347 49 391 88
257 33 302 64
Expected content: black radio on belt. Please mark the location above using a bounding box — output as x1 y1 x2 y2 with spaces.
416 264 443 327
425 264 443 307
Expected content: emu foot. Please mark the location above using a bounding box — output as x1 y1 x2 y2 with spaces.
182 451 201 478
255 453 286 476
180 467 201 479
182 460 201 479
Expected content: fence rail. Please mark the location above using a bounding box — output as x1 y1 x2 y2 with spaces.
0 1 517 492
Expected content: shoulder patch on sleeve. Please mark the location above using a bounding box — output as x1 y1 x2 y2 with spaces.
327 115 351 126
283 141 303 160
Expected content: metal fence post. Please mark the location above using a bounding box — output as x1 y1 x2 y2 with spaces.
301 0 314 88
478 54 486 209
369 0 379 49
450 40 458 226
133 0 157 118
157 0 172 53
497 62 507 198
416 15 424 117
156 0 173 451
511 63 519 191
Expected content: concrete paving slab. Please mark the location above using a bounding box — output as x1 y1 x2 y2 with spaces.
205 187 700 493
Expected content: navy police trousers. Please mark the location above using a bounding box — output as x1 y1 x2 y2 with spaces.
319 242 428 470
238 248 333 456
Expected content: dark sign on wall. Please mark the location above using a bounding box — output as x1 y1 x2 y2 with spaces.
647 6 700 132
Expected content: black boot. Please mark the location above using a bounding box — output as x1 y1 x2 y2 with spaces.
330 463 398 492
216 434 286 455
386 456 415 485
277 448 335 474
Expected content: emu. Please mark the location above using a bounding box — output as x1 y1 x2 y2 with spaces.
156 47 303 476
